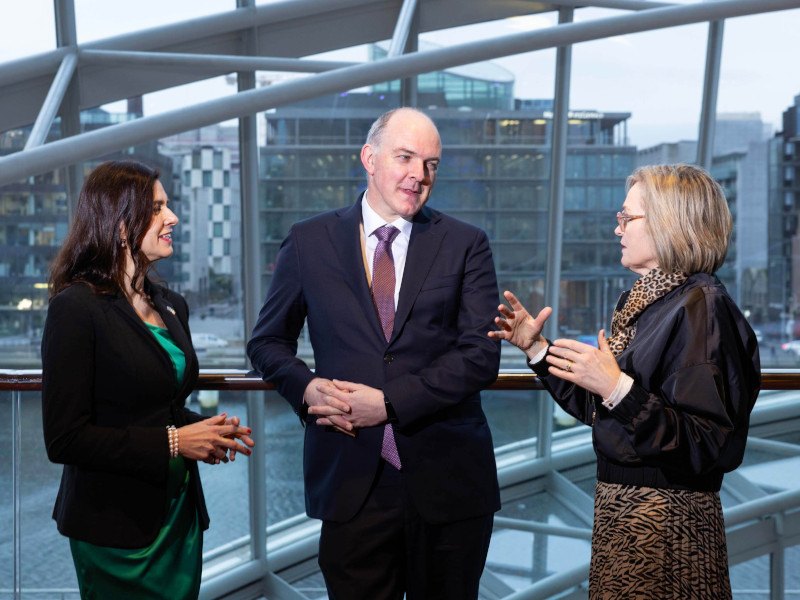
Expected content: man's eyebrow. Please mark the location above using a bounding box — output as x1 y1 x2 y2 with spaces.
392 146 440 161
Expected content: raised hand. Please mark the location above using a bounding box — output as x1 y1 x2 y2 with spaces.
489 290 552 359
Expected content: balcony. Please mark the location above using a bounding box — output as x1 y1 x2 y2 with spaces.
2 371 800 599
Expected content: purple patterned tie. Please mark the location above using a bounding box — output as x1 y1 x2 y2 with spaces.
372 225 402 470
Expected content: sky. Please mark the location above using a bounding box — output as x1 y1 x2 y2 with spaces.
1 0 798 149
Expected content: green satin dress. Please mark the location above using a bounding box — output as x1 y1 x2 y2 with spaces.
70 323 202 600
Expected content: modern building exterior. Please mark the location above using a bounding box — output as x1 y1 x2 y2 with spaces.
159 125 244 320
636 113 772 321
177 146 240 304
0 108 175 357
712 113 773 325
714 112 772 156
260 65 637 356
636 139 698 167
778 94 800 331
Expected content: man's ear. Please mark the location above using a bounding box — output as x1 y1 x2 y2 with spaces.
360 144 376 176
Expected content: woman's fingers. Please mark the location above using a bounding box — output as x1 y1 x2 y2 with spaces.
203 413 228 425
503 290 523 310
214 431 254 455
178 419 255 462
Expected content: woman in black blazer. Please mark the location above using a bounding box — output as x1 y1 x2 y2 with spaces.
490 164 760 599
42 160 254 599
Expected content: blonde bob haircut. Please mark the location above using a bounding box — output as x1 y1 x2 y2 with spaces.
626 164 732 274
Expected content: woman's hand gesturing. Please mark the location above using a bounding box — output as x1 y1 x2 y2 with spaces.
489 290 552 361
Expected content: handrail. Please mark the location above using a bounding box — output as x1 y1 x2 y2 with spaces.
4 366 800 600
1 368 799 391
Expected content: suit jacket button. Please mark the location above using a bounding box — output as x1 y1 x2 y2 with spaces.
383 354 393 364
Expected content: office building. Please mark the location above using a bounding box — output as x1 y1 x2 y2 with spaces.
261 63 637 353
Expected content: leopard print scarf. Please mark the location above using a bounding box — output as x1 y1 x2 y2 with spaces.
607 268 688 356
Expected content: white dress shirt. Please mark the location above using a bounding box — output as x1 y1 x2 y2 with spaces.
362 191 413 308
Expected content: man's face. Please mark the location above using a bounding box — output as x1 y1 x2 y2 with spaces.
361 110 441 222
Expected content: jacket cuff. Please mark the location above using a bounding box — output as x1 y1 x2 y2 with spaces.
606 382 650 424
601 373 634 409
529 340 552 377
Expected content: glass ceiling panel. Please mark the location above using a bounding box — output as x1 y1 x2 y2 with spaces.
419 14 559 101
73 0 235 43
572 15 707 148
0 0 55 62
719 6 800 133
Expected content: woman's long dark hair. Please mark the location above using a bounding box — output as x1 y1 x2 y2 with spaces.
49 160 160 299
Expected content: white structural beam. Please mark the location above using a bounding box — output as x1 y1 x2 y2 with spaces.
545 0 672 9
1 0 799 185
696 19 725 169
24 52 78 149
387 0 419 58
79 49 357 73
0 0 555 133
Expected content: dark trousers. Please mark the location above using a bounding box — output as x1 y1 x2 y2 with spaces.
318 460 494 600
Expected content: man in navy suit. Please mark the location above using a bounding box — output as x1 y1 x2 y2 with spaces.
247 107 500 599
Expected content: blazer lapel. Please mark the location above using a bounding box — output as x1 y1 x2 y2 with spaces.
150 285 196 393
110 287 192 394
111 294 152 339
392 207 446 343
327 196 386 342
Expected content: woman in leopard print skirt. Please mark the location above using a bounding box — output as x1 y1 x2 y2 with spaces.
490 164 760 599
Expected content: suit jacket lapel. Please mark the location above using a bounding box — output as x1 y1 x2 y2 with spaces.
327 196 386 342
392 207 445 343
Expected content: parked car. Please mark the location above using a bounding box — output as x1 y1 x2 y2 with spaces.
780 339 800 356
191 332 229 349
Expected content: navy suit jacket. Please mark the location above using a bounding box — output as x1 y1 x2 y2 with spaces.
247 196 501 524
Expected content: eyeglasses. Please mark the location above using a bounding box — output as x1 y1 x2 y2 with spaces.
616 210 645 232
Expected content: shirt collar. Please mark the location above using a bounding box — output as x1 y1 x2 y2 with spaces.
361 190 413 239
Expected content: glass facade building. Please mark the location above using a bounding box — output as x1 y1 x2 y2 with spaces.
261 89 637 361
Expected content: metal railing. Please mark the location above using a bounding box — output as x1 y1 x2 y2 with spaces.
3 369 800 600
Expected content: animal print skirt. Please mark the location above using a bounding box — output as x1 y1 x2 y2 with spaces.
590 482 732 600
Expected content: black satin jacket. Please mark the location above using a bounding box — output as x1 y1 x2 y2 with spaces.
533 273 761 492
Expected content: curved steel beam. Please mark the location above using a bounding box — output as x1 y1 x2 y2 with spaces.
1 0 798 185
0 0 555 132
79 49 357 73
697 19 725 169
388 0 419 58
24 52 78 149
546 0 672 9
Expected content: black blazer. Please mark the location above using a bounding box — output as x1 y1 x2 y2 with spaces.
533 273 761 492
247 196 502 524
41 281 208 548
